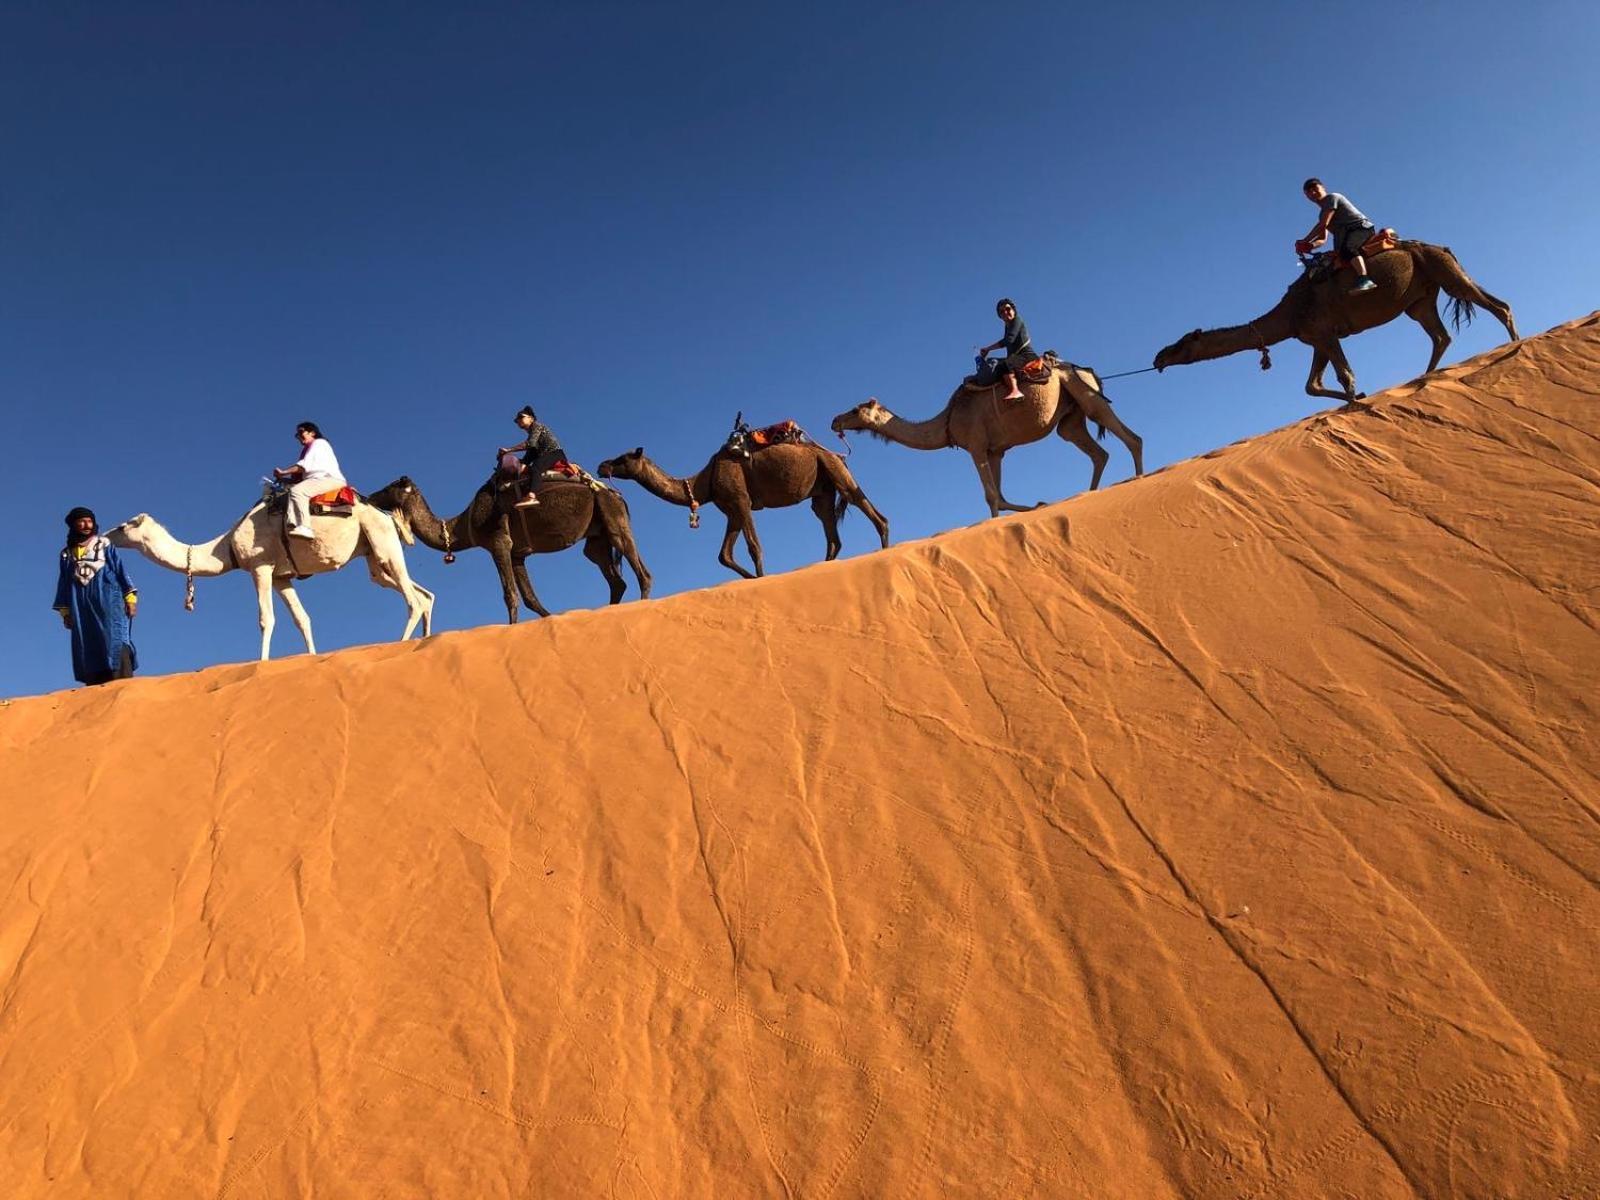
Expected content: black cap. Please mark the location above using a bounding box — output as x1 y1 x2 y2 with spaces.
516 405 536 420
65 506 96 526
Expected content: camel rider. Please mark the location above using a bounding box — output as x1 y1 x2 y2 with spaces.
979 298 1031 401
1297 178 1378 293
497 405 568 509
272 421 346 539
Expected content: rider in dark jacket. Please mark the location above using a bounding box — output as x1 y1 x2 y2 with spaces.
498 405 568 508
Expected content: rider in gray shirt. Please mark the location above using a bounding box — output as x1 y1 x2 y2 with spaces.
1298 178 1378 293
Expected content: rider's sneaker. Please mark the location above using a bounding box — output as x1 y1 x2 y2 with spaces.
288 525 316 539
514 494 541 508
1352 276 1377 292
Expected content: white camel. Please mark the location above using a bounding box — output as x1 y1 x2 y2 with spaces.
108 495 435 661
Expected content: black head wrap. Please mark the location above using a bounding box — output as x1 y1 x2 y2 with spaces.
517 405 537 421
65 506 97 527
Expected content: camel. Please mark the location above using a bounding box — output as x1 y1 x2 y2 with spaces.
597 441 889 579
1152 240 1518 401
830 364 1144 518
366 475 650 621
106 497 433 660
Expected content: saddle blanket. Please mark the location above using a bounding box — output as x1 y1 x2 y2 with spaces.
310 485 358 515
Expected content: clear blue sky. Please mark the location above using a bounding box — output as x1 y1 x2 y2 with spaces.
4 1 1596 698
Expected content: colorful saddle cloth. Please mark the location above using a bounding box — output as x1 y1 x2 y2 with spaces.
723 418 812 459
965 350 1060 389
263 484 358 518
1305 229 1402 282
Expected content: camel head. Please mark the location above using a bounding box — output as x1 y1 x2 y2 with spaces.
1153 330 1206 372
103 514 153 547
830 398 889 437
366 477 418 511
597 448 645 480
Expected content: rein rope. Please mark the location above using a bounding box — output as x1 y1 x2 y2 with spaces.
682 478 701 529
184 545 196 612
1248 322 1273 370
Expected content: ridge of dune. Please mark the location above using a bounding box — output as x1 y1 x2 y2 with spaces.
2 314 1598 1197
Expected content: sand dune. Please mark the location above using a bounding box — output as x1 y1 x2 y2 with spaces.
2 315 1597 1197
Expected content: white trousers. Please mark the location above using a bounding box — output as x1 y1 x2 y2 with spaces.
287 475 347 531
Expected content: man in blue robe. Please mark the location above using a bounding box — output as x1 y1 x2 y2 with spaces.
53 506 139 686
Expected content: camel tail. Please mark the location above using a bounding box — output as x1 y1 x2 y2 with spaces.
835 489 849 526
1429 244 1518 339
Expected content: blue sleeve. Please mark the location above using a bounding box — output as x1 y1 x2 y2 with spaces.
108 544 137 597
53 554 71 610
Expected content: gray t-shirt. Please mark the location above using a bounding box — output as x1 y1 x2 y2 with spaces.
1321 192 1372 237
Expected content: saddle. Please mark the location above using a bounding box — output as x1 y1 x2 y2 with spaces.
965 350 1060 389
1303 228 1402 282
262 484 358 518
496 457 611 496
722 414 811 459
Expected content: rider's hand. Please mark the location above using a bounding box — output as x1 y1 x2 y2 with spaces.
60 614 73 630
125 599 137 618
1294 239 1312 255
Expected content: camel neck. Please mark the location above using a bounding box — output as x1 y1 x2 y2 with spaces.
402 492 475 552
1178 296 1301 364
631 458 706 507
875 405 954 451
117 521 236 576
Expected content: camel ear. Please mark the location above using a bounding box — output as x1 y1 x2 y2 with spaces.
633 446 643 457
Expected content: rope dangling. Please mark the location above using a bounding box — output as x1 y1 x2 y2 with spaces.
682 479 701 529
441 523 456 565
183 545 196 612
1249 322 1272 371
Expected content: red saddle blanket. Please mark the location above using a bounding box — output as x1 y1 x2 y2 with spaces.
749 420 808 448
311 485 358 507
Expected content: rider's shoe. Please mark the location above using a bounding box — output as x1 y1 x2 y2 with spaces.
288 525 317 539
514 494 541 508
1352 276 1377 292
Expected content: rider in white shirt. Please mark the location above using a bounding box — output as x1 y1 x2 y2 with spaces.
273 421 347 538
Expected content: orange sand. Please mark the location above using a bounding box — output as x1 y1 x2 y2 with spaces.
2 316 1597 1198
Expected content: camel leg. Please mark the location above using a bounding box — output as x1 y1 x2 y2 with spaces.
986 451 1040 514
485 534 522 623
1432 265 1519 340
811 491 843 561
582 536 628 604
252 566 278 660
1326 340 1361 400
598 501 652 598
364 553 434 641
1057 411 1109 491
1304 345 1355 401
271 576 317 655
1406 296 1453 374
969 449 1001 517
717 512 756 580
741 514 766 577
512 555 552 618
818 456 890 548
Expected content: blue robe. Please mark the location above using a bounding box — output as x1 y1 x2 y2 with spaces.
54 536 139 684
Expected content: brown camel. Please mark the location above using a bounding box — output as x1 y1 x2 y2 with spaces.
1152 240 1518 401
830 364 1144 518
366 475 650 621
597 441 889 579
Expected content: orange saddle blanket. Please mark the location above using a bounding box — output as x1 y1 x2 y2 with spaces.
309 485 358 514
